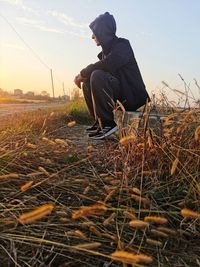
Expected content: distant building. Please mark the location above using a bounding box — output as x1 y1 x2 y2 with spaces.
14 89 23 96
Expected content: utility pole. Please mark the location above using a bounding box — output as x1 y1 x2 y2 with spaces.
69 88 71 99
50 69 55 98
62 82 66 96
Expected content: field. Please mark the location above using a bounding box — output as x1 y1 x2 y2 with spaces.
0 101 66 119
0 99 199 267
0 97 52 104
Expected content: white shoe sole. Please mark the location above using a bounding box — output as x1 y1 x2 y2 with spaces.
86 129 98 134
90 125 118 140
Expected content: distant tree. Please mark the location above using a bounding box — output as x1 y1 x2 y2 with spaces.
41 91 50 97
0 88 10 97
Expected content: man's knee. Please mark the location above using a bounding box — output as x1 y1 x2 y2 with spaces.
90 70 107 84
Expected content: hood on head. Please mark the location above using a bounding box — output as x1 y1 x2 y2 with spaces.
89 12 116 49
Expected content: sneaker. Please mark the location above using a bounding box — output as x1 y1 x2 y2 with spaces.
89 124 118 140
86 120 99 133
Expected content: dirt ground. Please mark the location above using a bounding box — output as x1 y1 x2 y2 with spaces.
0 102 66 118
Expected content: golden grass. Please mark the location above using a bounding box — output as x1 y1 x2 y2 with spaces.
132 187 142 195
170 157 179 175
73 242 101 250
67 120 76 127
119 135 135 145
103 212 116 226
150 229 168 238
146 238 163 247
111 250 153 264
123 210 136 220
181 208 200 219
54 138 69 146
194 125 200 141
129 219 149 229
72 203 107 219
156 227 177 235
20 180 34 191
0 99 199 266
0 173 19 179
18 203 54 224
144 216 168 224
131 194 150 206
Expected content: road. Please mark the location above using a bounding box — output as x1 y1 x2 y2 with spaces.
0 102 66 118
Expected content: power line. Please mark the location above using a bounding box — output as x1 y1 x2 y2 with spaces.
0 12 51 70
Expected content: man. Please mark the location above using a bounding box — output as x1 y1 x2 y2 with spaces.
74 12 150 140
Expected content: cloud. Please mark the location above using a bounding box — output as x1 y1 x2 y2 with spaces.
16 17 43 26
0 42 25 50
16 17 65 34
48 11 88 29
0 0 38 14
0 0 23 5
1 1 90 38
17 16 89 37
47 10 90 38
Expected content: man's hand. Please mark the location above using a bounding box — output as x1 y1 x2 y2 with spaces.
74 74 87 89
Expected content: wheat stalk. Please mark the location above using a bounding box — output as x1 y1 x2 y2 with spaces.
18 203 54 224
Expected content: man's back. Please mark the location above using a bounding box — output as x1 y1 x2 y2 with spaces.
106 37 149 111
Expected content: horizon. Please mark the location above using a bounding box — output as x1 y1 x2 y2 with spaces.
0 0 200 102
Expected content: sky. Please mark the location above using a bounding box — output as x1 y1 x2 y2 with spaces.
0 0 200 100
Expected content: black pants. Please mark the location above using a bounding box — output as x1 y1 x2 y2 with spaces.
82 70 120 123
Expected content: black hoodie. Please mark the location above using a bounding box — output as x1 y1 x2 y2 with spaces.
80 12 150 111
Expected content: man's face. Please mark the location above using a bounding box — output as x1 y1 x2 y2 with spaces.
92 33 100 46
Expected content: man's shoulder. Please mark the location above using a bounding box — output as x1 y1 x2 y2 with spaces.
113 37 132 52
114 37 132 49
117 37 129 42
117 37 130 45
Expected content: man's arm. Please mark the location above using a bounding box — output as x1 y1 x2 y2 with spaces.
80 41 132 79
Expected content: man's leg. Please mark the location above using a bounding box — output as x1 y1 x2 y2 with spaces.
82 81 99 133
82 81 95 118
90 70 120 126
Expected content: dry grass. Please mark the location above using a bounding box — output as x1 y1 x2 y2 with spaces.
0 98 199 267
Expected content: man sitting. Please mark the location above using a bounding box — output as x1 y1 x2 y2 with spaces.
74 12 150 140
